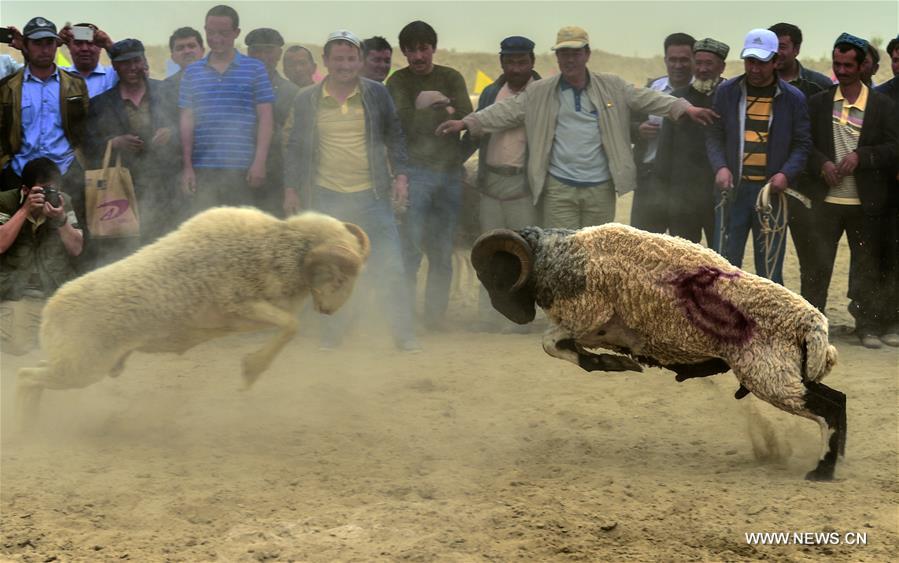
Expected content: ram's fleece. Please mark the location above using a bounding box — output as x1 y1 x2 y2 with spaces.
17 207 370 426
472 224 845 481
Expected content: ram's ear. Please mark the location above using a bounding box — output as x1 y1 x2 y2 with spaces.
343 222 371 261
304 244 363 278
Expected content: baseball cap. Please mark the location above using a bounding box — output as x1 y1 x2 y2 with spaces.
109 38 145 62
325 29 361 50
500 36 535 55
552 26 589 51
245 28 285 48
693 38 730 60
740 29 778 61
23 16 60 41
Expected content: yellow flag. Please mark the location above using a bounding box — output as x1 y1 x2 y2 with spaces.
55 50 72 69
473 70 493 95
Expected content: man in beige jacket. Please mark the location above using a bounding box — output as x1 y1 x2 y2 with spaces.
438 26 717 229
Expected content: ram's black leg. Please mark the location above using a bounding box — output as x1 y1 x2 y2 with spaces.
669 358 731 382
555 339 643 373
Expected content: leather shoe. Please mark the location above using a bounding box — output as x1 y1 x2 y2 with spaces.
859 333 883 349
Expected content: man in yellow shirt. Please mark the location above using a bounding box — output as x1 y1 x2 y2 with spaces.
284 30 419 352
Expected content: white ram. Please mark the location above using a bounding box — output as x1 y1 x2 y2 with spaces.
17 207 370 426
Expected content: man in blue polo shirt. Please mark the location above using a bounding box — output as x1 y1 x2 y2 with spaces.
179 4 274 214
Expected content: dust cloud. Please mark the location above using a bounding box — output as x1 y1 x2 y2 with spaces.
2 195 898 561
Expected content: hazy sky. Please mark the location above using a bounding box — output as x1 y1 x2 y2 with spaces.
4 0 897 58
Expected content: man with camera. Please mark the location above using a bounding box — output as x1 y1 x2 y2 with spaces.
0 157 83 355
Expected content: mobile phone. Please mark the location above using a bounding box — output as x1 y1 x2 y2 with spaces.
0 28 13 44
72 25 94 41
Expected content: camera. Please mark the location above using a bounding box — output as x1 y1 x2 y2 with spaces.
43 186 62 207
0 28 13 44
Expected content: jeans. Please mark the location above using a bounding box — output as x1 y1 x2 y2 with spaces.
402 165 462 325
313 187 416 345
713 182 786 284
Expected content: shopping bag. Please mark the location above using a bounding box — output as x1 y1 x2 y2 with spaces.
84 140 140 238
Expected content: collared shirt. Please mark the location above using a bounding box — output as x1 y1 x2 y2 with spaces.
316 84 370 193
64 63 118 98
642 75 675 163
549 75 610 186
826 84 867 205
179 50 275 169
485 78 533 168
124 94 153 142
12 66 75 176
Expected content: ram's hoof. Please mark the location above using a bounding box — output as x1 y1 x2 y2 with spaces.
734 385 750 399
804 467 835 481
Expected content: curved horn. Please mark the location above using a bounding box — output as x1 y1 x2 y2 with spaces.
471 229 533 291
304 245 364 276
343 222 371 260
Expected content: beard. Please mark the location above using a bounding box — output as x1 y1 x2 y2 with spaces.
692 77 723 95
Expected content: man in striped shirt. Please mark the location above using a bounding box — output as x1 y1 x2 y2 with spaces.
806 34 897 348
706 28 811 284
179 4 274 215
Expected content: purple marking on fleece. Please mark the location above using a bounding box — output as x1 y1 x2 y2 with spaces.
668 267 755 346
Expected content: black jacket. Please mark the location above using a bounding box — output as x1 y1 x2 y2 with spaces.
651 84 716 214
806 85 897 212
84 78 179 176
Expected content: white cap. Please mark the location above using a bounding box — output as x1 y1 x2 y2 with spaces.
325 29 361 49
741 29 778 61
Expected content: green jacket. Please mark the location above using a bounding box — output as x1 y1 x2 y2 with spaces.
0 189 79 300
463 72 692 202
0 66 89 170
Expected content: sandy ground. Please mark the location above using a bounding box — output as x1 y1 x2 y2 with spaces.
1 195 897 562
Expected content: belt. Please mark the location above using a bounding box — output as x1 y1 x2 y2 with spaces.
485 164 525 177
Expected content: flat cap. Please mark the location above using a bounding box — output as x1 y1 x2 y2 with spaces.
693 37 729 60
245 28 285 47
500 36 535 55
109 38 145 62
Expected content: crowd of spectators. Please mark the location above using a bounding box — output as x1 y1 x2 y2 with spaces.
0 6 896 353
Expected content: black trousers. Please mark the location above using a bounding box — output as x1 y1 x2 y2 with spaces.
879 203 899 328
809 202 883 332
788 196 825 311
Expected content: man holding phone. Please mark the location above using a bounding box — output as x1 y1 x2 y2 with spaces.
60 22 118 98
0 17 90 232
0 27 25 79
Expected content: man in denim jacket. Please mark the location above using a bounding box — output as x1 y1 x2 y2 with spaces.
283 30 419 353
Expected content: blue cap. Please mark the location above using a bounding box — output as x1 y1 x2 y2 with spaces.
109 38 145 62
500 36 535 55
834 32 868 51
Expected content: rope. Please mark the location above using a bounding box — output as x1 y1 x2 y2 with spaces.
754 182 788 280
714 189 732 253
